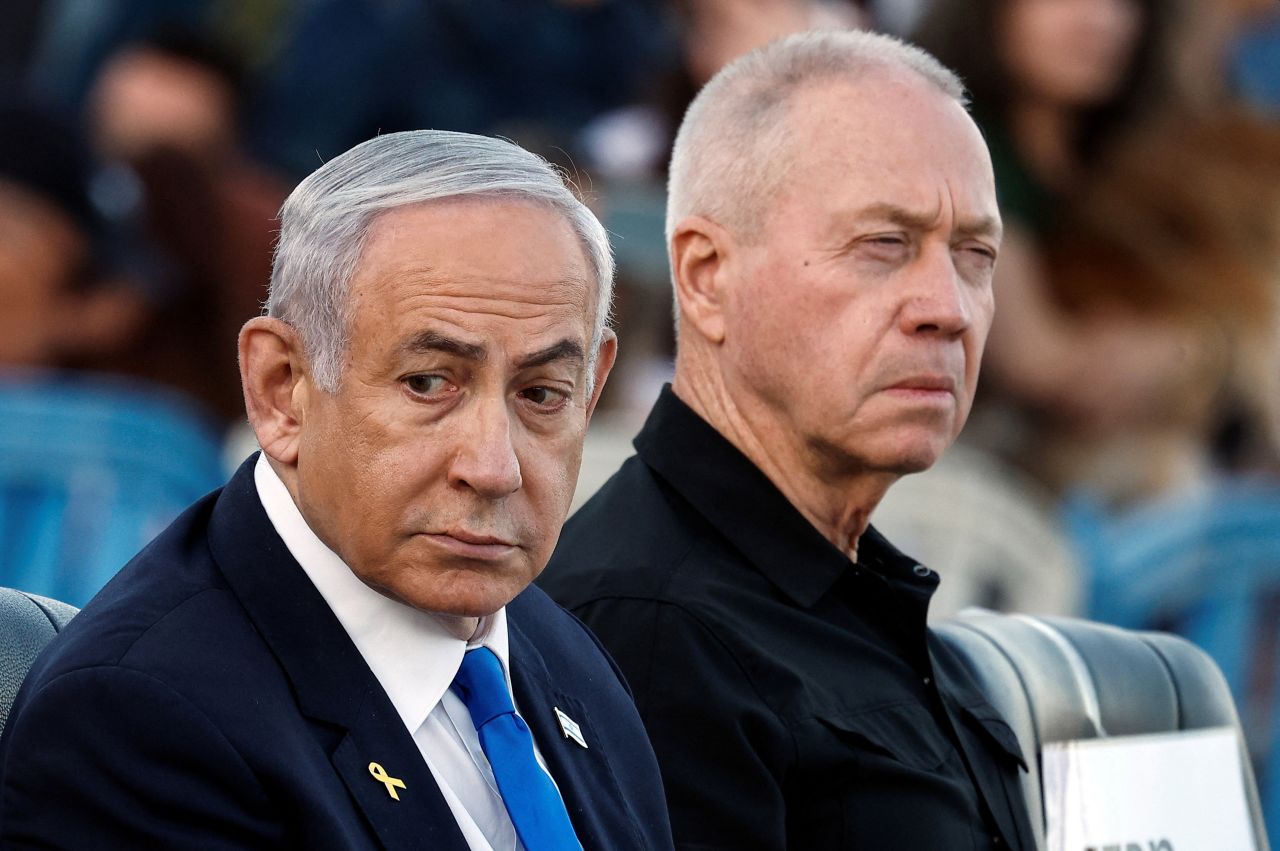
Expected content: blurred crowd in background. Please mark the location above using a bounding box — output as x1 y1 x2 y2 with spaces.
2 0 1280 841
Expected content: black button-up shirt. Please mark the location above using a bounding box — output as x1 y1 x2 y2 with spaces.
541 387 1035 850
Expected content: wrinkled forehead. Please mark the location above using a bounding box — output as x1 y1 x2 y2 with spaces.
366 196 596 299
766 74 998 219
721 70 993 237
344 196 598 348
798 72 986 165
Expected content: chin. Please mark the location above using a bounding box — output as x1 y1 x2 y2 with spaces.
389 567 533 619
893 455 941 476
880 438 950 475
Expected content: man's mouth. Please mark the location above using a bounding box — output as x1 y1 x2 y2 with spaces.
420 529 519 560
884 374 956 395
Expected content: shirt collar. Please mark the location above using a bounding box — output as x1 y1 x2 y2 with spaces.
634 386 935 608
253 453 511 732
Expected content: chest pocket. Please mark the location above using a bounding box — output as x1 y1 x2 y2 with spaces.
815 702 952 772
801 703 989 850
952 701 1029 771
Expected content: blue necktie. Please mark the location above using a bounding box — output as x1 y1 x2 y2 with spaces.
450 647 582 851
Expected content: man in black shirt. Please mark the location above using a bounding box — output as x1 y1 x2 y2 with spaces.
540 29 1035 850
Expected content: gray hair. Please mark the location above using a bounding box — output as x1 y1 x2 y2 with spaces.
267 130 614 392
665 29 967 252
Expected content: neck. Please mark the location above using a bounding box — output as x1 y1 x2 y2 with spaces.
433 612 484 642
673 348 895 560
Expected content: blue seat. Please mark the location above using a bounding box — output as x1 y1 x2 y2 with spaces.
0 372 226 606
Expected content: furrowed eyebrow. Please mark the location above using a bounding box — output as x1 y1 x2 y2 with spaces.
400 333 584 372
515 339 586 371
852 203 1003 241
856 203 937 230
955 215 1003 242
401 331 487 362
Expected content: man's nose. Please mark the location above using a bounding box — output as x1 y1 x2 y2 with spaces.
447 396 522 499
899 247 973 337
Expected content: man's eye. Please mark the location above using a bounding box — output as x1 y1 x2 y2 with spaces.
858 234 911 258
405 375 451 396
956 242 998 272
962 242 997 261
519 386 569 410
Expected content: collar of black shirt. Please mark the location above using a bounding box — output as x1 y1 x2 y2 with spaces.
633 385 940 611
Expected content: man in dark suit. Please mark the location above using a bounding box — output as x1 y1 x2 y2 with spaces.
0 130 672 850
541 30 1035 850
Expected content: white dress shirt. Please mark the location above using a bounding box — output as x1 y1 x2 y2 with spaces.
254 455 556 851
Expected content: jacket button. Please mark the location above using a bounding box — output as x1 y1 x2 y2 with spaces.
912 564 931 577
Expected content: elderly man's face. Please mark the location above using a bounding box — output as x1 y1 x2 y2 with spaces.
723 75 1000 477
294 198 606 617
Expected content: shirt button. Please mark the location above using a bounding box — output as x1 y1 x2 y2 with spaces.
912 564 931 578
993 837 1001 845
923 677 931 686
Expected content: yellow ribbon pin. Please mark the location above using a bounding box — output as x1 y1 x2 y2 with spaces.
368 762 406 801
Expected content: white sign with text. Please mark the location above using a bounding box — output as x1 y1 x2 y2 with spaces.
1043 726 1257 851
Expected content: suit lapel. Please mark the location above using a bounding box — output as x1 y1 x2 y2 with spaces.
330 719 467 851
508 615 645 850
207 457 470 851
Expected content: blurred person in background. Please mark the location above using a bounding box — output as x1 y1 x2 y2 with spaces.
1057 113 1280 848
912 0 1182 470
81 30 287 425
19 0 287 114
912 0 1280 500
0 102 225 606
0 105 140 372
1030 113 1280 502
247 0 678 180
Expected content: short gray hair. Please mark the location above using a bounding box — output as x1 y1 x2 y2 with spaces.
666 29 967 250
267 130 614 392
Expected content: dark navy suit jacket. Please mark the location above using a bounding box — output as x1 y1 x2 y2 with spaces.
0 456 673 850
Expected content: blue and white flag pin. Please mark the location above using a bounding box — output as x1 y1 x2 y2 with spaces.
554 706 588 749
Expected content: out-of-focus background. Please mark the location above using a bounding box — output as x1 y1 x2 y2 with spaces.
1 0 1279 839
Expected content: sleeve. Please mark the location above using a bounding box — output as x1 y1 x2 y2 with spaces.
0 666 281 849
570 596 794 851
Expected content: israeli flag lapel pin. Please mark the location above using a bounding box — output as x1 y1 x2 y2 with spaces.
554 706 588 749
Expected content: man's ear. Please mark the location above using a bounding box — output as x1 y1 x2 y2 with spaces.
585 328 618 422
239 317 310 466
670 215 733 345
